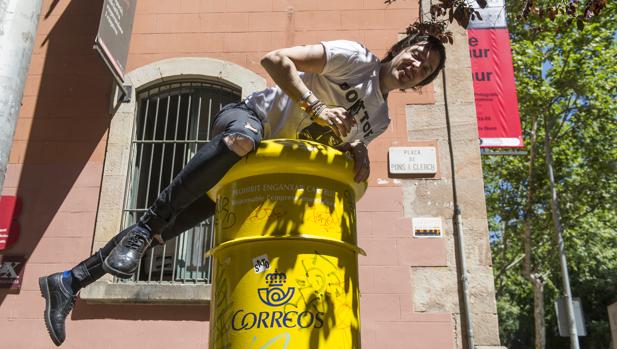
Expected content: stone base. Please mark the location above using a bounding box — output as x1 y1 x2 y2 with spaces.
80 280 211 304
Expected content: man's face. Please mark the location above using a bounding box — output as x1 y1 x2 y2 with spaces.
387 42 440 90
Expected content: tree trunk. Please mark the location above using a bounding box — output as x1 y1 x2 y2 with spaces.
522 114 547 349
522 115 538 278
531 274 546 349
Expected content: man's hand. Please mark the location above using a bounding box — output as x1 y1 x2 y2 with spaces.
314 106 356 138
336 140 370 182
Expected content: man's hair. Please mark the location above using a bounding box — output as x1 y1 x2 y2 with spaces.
381 33 446 87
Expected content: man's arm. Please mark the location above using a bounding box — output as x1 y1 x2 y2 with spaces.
336 140 370 183
260 44 326 102
261 45 355 138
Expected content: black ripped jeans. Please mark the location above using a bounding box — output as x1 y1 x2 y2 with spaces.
71 102 264 288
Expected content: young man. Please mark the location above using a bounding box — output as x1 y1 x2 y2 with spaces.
39 34 446 346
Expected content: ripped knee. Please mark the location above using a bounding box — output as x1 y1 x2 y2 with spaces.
224 133 255 156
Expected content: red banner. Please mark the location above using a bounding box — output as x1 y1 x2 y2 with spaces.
469 28 523 148
0 196 20 250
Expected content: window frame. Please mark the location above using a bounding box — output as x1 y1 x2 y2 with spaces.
80 57 266 304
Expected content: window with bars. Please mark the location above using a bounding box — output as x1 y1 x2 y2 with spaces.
119 80 240 284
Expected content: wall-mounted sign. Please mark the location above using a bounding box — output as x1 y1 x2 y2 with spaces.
388 147 437 175
0 255 25 289
413 217 443 238
94 0 137 101
0 196 20 250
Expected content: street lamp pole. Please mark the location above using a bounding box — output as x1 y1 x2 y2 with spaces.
544 116 579 349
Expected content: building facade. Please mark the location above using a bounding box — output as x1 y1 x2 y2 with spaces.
0 0 504 347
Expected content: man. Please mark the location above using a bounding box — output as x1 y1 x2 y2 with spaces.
39 33 446 346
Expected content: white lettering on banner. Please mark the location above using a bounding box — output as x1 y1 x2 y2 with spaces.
104 0 126 36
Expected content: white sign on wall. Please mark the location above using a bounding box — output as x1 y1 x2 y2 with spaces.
413 217 443 238
389 147 437 174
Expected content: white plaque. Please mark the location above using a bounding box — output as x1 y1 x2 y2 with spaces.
413 217 443 238
389 147 437 174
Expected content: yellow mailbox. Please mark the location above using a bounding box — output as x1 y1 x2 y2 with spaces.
208 139 366 349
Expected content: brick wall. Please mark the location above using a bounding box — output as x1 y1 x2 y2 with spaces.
0 0 501 348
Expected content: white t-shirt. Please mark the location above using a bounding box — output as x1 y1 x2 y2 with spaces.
244 40 390 146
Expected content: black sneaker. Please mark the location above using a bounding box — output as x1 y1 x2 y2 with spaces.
39 273 77 346
103 224 152 279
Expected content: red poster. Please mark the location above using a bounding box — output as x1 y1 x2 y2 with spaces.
468 28 523 148
0 196 20 250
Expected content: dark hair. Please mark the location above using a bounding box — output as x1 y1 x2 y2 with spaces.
382 33 446 87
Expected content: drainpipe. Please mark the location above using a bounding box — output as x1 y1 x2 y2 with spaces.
442 69 475 349
419 0 475 346
0 0 43 193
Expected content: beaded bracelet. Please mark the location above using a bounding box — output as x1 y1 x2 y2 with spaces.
296 90 327 121
307 101 327 121
298 90 312 103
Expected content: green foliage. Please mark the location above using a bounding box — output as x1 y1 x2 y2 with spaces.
485 1 617 348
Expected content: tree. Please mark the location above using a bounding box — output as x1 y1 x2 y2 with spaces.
484 1 617 347
385 0 609 44
385 0 615 347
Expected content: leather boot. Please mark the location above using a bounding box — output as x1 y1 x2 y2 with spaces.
102 224 152 278
39 273 77 346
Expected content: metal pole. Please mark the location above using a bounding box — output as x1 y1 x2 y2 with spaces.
422 0 477 344
454 206 475 349
0 0 43 193
442 70 475 349
544 116 579 348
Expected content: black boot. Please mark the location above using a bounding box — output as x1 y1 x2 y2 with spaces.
39 273 77 346
103 134 242 279
102 223 152 278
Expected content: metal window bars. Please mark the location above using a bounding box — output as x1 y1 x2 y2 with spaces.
118 81 240 284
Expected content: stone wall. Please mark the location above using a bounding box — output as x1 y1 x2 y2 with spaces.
403 24 501 347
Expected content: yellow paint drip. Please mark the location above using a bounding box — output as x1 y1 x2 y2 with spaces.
208 139 366 349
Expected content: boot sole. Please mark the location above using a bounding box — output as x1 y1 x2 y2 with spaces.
102 258 136 279
38 277 63 347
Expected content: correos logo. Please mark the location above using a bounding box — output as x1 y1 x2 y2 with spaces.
231 270 325 331
257 269 295 306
